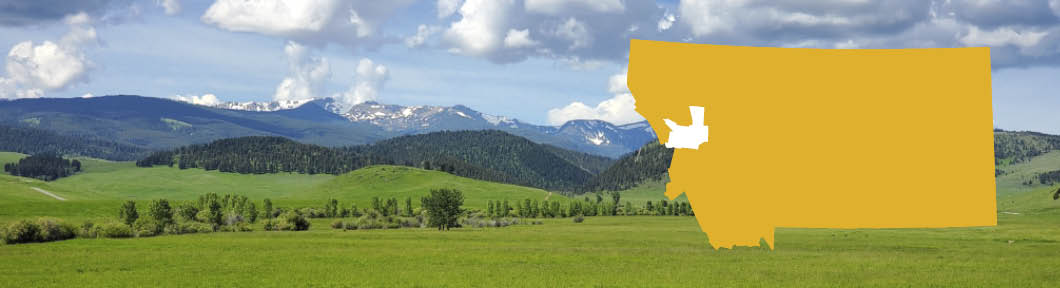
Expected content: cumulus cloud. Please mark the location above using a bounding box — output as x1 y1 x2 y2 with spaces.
334 58 389 106
504 28 539 48
657 12 675 31
438 0 666 64
548 69 642 125
438 0 463 19
273 41 331 102
0 12 97 99
201 0 416 49
156 0 181 15
667 0 1060 68
172 93 222 106
405 24 441 48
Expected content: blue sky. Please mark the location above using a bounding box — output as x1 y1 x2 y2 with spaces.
0 0 1059 132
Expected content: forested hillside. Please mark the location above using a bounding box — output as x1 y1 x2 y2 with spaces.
137 130 611 191
994 130 1060 165
354 130 607 191
0 124 147 161
136 136 386 174
578 141 673 192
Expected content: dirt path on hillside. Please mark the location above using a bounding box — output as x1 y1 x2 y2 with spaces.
30 187 66 201
545 191 551 201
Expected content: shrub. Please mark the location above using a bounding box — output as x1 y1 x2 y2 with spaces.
218 223 253 232
573 215 585 223
169 222 215 234
330 219 344 229
223 212 245 226
265 212 310 231
79 221 98 238
36 218 76 242
343 221 358 230
284 212 311 231
133 218 163 237
3 220 41 244
99 222 133 238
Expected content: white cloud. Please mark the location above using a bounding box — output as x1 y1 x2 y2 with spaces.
547 69 642 125
201 0 415 48
0 12 96 99
548 93 642 125
335 58 389 106
438 0 463 19
273 41 331 102
657 12 675 31
157 0 182 15
504 29 539 48
405 24 441 48
960 26 1048 48
443 0 515 57
172 93 222 106
555 18 591 50
202 0 338 35
524 0 625 15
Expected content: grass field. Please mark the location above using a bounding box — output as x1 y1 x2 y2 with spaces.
1 152 1059 287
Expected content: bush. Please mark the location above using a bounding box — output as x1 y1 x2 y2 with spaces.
264 212 310 231
36 218 76 242
133 218 163 237
164 222 214 235
79 221 98 238
3 220 41 244
343 221 358 230
330 219 344 229
99 222 134 238
573 215 585 223
218 223 253 232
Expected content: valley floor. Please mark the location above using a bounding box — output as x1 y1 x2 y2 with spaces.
0 215 1057 287
1 152 1059 286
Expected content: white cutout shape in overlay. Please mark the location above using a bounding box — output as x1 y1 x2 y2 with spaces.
663 106 709 149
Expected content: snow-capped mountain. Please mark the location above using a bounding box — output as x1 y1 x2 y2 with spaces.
341 101 655 157
200 97 655 157
208 98 346 114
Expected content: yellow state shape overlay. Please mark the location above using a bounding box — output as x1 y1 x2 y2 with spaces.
627 39 996 250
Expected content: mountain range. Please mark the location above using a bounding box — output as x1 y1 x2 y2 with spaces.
0 95 655 158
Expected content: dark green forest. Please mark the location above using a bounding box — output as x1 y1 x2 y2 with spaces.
994 130 1060 164
352 130 607 191
0 124 147 161
136 131 613 191
578 141 673 192
4 153 81 181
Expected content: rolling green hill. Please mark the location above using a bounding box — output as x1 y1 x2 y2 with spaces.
0 152 565 222
141 131 612 192
311 165 564 209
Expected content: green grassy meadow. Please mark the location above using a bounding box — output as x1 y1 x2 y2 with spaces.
1 152 1058 287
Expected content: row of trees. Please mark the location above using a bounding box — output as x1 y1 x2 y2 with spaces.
485 196 694 218
3 153 81 181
